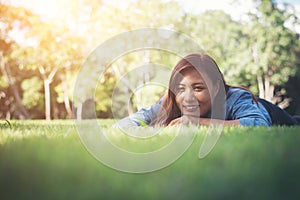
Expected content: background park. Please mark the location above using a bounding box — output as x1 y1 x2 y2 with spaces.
1 0 300 199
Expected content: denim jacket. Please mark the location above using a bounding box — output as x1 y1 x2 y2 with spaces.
114 87 272 127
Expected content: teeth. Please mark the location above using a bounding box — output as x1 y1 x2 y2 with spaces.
185 106 198 109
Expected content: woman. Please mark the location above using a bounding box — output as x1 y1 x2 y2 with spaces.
114 53 300 127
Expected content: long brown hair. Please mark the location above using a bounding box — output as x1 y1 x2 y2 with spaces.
152 53 228 126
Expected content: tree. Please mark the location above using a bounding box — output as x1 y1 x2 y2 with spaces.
1 3 84 120
0 4 41 119
19 23 84 120
246 0 300 103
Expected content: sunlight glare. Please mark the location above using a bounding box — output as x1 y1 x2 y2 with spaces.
7 0 67 19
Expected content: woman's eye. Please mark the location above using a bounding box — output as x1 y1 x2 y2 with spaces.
177 87 185 92
194 87 204 92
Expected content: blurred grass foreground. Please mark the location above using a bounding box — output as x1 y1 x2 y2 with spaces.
1 120 300 200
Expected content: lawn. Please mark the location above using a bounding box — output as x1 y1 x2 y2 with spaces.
1 120 300 200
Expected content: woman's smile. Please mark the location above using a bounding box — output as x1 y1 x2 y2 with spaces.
182 104 200 116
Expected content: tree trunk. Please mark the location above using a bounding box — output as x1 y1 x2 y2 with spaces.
77 102 82 120
0 53 30 119
257 74 265 99
111 64 134 115
61 74 73 118
43 79 51 120
127 88 134 115
39 66 58 121
264 74 274 102
267 84 275 103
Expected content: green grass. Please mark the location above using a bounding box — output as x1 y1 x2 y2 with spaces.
1 120 300 200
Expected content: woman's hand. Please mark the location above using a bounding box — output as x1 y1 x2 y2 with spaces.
169 115 199 126
169 116 234 126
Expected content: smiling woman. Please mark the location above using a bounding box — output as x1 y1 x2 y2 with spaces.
114 53 300 127
152 53 228 126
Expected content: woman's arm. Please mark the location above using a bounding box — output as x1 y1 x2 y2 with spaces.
112 97 163 128
169 88 271 127
169 116 240 126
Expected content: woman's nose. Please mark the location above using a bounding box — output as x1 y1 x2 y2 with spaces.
184 88 196 102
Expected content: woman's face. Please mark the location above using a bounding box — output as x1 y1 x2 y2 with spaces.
175 67 218 118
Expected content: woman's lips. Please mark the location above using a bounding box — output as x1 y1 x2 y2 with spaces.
182 105 200 114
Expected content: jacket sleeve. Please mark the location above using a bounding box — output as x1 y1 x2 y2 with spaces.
226 90 271 126
112 98 163 128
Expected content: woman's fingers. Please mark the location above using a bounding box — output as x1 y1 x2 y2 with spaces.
169 116 200 126
169 118 181 126
169 116 189 126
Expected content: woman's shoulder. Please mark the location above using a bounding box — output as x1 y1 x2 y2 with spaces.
226 87 272 126
227 87 252 99
226 87 256 109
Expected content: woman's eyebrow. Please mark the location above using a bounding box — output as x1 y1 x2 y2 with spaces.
192 82 206 86
178 82 206 87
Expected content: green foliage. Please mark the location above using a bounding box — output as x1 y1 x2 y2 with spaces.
0 75 9 88
21 76 43 109
242 0 300 99
1 120 300 199
98 50 176 117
